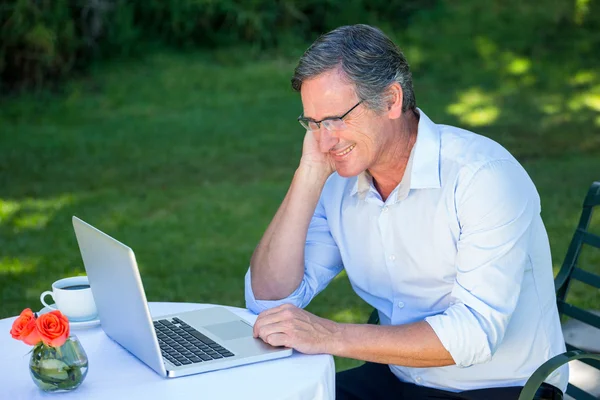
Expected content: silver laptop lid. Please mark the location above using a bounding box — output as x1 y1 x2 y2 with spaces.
72 216 166 377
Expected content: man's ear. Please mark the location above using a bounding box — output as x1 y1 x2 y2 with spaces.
386 82 404 119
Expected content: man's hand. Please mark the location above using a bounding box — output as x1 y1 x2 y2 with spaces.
253 304 342 355
299 130 336 178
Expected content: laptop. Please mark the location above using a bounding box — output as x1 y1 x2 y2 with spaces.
72 216 292 378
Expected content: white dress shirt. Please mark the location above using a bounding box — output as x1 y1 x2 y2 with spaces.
245 109 568 392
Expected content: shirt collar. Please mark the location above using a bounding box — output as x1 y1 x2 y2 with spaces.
410 108 441 190
350 108 441 198
353 170 372 198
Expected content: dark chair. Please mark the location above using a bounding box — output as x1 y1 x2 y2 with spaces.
366 181 600 400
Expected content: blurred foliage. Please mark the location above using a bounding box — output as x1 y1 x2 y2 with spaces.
1 0 436 91
2 0 599 90
1 0 80 90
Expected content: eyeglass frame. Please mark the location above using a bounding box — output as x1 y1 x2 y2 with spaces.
298 100 363 131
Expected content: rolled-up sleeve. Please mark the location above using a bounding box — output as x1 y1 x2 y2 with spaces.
425 159 539 367
245 196 344 314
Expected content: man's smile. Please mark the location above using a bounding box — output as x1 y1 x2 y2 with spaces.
332 143 356 158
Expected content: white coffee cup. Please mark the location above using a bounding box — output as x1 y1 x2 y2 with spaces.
40 276 98 322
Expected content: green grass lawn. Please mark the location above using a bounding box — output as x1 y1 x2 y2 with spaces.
1 15 599 373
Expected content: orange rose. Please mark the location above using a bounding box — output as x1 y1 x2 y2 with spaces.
36 310 70 347
10 308 41 345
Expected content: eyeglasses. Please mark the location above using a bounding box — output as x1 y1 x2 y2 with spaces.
298 101 363 132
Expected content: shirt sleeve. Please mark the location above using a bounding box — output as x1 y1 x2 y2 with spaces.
425 159 540 367
245 195 344 314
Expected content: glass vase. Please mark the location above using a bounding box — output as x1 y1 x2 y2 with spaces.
29 336 88 392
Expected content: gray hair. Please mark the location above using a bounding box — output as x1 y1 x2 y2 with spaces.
291 24 416 113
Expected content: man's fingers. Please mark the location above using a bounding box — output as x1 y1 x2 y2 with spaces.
255 316 295 339
263 332 290 348
254 311 285 337
253 305 297 337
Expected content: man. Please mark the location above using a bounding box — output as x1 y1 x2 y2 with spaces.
244 24 568 399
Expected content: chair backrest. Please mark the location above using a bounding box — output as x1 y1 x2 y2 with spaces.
554 181 600 399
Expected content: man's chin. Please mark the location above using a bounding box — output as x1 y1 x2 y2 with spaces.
335 166 364 178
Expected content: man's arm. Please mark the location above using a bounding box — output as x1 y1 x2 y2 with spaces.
250 165 330 300
249 129 336 301
335 322 454 367
254 304 454 367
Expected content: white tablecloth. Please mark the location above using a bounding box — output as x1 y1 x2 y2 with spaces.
0 302 335 400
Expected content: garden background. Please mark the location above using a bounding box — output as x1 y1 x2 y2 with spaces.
1 0 599 371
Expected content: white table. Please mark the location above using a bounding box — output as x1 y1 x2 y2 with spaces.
0 302 335 400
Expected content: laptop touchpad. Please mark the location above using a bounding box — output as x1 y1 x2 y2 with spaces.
204 321 253 341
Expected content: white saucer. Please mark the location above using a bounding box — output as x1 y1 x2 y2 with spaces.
38 305 101 329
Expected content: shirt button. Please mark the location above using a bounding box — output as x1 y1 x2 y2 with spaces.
382 206 389 212
416 376 422 383
389 254 396 261
397 301 405 309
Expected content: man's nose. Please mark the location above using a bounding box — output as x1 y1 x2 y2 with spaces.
318 127 339 153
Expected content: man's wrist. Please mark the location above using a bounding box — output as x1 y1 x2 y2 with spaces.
295 163 332 187
325 321 348 356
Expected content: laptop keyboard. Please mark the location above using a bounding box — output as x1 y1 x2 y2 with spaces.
153 317 235 367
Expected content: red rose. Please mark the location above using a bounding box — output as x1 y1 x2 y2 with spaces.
10 308 41 345
36 310 70 347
